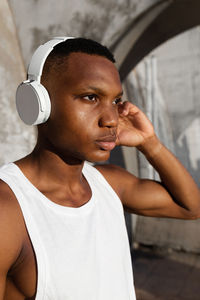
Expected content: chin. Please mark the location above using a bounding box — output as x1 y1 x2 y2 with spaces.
85 149 111 163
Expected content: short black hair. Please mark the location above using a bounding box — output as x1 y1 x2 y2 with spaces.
42 37 115 80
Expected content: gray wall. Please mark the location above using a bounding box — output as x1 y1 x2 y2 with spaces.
133 26 200 252
0 0 35 165
155 27 200 185
8 0 159 67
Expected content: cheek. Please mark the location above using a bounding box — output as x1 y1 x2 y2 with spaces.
68 109 98 132
56 111 96 143
67 111 90 132
48 99 99 140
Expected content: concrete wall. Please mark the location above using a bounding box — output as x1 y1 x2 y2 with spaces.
154 26 200 184
0 0 35 166
8 0 160 67
133 26 200 252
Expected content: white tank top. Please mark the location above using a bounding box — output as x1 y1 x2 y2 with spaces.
0 162 136 300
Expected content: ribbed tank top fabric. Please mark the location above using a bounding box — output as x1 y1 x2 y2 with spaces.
0 162 136 300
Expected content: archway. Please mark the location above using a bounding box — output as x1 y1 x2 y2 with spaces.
111 0 200 80
109 0 200 170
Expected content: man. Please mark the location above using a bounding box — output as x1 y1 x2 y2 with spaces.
0 37 199 299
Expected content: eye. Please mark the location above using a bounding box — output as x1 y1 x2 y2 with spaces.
113 98 123 105
82 94 97 102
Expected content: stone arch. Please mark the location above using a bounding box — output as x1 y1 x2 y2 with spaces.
109 0 200 171
110 0 200 81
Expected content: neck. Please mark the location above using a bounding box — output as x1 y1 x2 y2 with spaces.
15 136 93 208
16 139 86 189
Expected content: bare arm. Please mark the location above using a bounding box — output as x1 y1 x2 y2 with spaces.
137 135 200 216
0 181 24 299
97 102 200 219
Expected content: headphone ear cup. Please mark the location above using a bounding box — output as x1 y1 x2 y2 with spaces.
16 81 51 125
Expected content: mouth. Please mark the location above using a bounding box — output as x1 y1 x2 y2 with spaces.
95 136 116 151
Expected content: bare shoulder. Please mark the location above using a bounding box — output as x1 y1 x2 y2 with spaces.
0 180 24 287
0 179 22 215
95 163 138 181
94 164 139 198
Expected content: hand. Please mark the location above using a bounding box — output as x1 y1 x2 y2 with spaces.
116 101 155 147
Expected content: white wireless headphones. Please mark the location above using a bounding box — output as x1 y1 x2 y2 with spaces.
16 36 74 125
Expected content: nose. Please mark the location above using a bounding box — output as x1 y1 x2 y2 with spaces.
98 105 118 128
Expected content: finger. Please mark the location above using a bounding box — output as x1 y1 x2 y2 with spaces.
118 101 132 116
119 101 139 116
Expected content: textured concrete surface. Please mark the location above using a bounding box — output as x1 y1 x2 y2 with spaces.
0 0 36 166
133 245 200 300
135 217 200 253
155 26 200 186
8 0 159 67
132 26 200 253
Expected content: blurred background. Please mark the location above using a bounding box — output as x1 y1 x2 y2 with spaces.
1 0 200 299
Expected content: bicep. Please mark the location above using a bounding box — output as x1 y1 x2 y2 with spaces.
0 183 24 298
122 178 196 219
95 164 195 219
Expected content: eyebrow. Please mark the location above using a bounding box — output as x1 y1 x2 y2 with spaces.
87 86 123 98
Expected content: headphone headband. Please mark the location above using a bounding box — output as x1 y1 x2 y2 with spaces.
28 36 74 82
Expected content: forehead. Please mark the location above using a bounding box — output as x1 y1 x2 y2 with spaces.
59 52 122 90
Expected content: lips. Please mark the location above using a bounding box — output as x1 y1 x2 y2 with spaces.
95 136 116 151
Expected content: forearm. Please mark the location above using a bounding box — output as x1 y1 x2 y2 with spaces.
137 135 200 215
